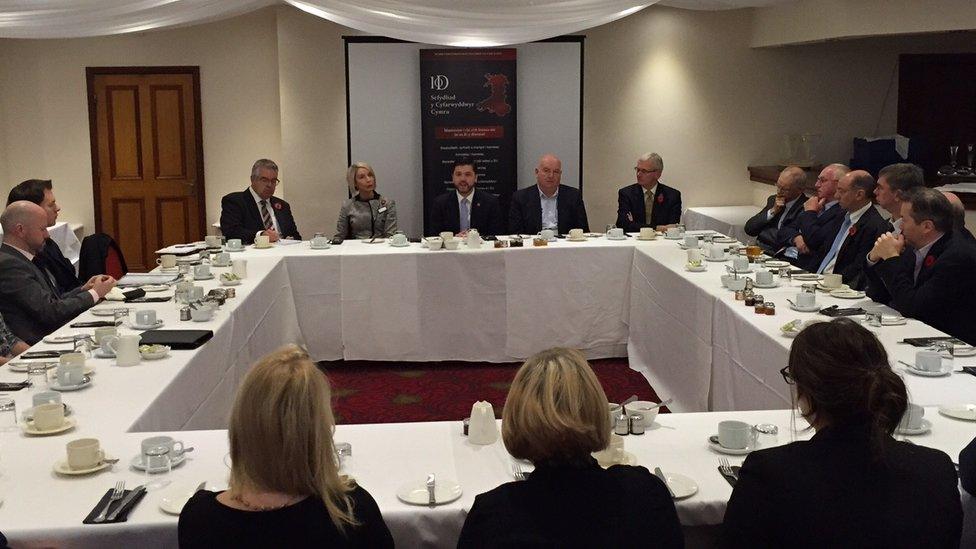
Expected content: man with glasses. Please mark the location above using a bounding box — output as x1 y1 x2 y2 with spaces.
616 152 681 232
744 166 808 254
219 159 301 244
509 154 589 234
779 163 849 271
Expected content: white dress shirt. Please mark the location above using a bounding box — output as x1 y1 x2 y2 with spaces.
539 187 559 231
249 187 280 238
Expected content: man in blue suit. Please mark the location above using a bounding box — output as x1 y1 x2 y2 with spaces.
427 156 505 236
615 152 682 232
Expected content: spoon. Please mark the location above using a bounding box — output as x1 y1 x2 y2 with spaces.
620 395 638 415
753 423 778 435
639 397 673 411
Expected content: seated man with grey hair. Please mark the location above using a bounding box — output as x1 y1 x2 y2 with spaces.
866 187 976 345
874 163 924 234
0 202 116 344
220 159 301 245
744 166 808 254
616 152 681 232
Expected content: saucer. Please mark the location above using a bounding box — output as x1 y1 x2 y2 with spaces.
140 284 170 292
711 236 737 243
225 247 245 253
903 365 951 377
663 235 684 240
131 452 187 473
91 307 130 317
567 237 587 242
129 319 164 331
43 333 83 344
6 360 58 372
211 262 232 268
140 345 171 360
22 416 77 435
22 403 72 421
792 273 823 281
704 255 730 262
389 241 411 248
49 375 92 391
818 283 848 292
938 403 976 421
763 260 790 269
685 264 707 272
93 348 116 359
830 289 865 299
895 418 932 436
598 450 638 468
396 478 462 506
158 266 179 273
879 315 907 326
253 244 273 249
789 303 820 313
309 245 331 250
729 267 753 274
659 472 698 500
606 235 627 241
160 481 207 515
752 280 779 289
219 278 241 287
54 455 116 476
192 274 214 281
708 435 753 455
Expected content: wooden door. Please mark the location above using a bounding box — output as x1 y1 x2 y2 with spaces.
87 67 205 272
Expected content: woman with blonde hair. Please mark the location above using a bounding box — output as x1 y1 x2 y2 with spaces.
458 347 682 548
178 345 393 548
333 162 398 241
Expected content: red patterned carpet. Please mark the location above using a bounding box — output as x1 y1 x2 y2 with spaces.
320 357 665 425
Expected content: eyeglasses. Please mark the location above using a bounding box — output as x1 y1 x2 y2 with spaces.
779 365 795 385
635 167 659 175
255 176 279 185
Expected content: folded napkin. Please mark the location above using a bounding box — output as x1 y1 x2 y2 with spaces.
718 465 742 488
83 487 146 524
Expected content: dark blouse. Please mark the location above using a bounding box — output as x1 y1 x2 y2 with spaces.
178 486 393 548
458 458 684 548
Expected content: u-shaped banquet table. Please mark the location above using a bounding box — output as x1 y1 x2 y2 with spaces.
1 234 974 547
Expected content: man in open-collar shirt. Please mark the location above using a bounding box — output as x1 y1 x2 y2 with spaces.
874 163 923 236
508 154 589 235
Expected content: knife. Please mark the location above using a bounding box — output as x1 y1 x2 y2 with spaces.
105 484 146 521
654 467 675 498
425 474 436 505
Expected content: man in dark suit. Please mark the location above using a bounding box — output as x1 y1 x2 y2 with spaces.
874 163 923 235
779 163 849 271
219 159 301 245
942 190 975 241
962 436 976 496
615 152 681 232
743 166 807 254
427 156 505 236
0 202 116 344
6 179 81 294
509 154 588 234
815 170 891 289
866 187 976 345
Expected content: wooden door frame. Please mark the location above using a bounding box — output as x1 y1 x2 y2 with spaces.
85 66 207 236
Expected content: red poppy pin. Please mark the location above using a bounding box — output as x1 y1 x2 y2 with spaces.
657 194 664 204
380 199 387 207
924 255 935 268
848 225 857 236
274 202 282 211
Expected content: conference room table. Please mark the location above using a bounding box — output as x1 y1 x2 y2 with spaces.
681 206 757 245
1 232 975 547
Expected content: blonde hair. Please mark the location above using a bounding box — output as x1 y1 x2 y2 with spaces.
502 348 611 463
228 345 357 531
346 162 376 195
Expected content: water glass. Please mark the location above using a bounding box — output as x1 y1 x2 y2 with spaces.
143 445 172 476
27 364 49 392
0 398 16 432
933 341 955 370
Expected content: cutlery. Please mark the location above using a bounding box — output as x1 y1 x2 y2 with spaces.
897 360 916 370
719 457 738 481
106 484 146 521
753 423 778 435
787 299 797 308
425 474 436 505
621 395 638 414
644 397 673 410
93 481 125 523
512 462 526 481
654 467 675 498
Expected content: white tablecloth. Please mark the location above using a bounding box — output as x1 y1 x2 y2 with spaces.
682 207 757 245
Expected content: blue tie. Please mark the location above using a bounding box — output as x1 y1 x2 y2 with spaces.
817 213 852 274
459 198 470 232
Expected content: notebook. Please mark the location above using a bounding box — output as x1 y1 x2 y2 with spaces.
137 330 213 350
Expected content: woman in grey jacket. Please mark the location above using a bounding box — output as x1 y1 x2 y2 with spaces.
333 162 397 241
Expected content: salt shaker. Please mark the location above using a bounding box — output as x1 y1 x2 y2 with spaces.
629 414 645 435
614 412 630 436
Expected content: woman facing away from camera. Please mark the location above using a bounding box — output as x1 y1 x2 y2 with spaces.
722 318 961 548
178 345 393 548
457 347 683 548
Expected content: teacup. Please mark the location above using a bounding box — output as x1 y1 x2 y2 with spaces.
755 270 774 286
444 239 460 250
106 334 142 367
732 257 750 272
687 248 702 263
607 227 624 239
569 228 584 240
718 420 754 450
709 245 726 260
226 238 244 250
211 252 231 266
439 231 454 241
232 259 248 279
93 326 118 347
639 227 656 240
135 309 157 326
594 433 626 466
33 402 65 430
311 235 331 249
205 235 223 248
684 235 699 249
899 403 925 430
822 273 843 289
67 438 105 470
541 229 557 241
665 227 682 239
56 361 85 387
466 230 482 249
33 391 62 408
795 292 816 308
427 237 443 250
915 350 942 372
156 255 177 269
141 435 185 461
726 277 748 291
391 233 408 246
59 352 85 368
254 235 271 248
193 264 211 280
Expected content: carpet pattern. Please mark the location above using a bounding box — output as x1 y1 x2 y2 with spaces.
319 357 664 425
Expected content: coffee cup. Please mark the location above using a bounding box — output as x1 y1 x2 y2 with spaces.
541 229 556 241
755 270 774 286
684 235 699 248
444 239 460 250
33 402 65 430
915 350 943 372
226 238 243 250
665 227 682 239
67 438 105 470
254 234 271 248
822 273 843 289
594 433 625 466
205 235 223 248
311 235 331 249
156 254 177 269
211 252 231 266
231 259 248 279
608 227 624 239
709 245 726 260
135 309 157 327
56 360 85 387
687 248 702 263
795 292 816 308
60 352 85 368
93 326 118 347
569 228 584 240
193 264 211 280
106 334 142 367
639 227 656 240
141 435 185 460
732 257 750 272
718 420 754 450
33 391 62 408
466 229 482 249
899 403 925 430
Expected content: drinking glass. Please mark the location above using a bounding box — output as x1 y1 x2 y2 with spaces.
933 341 955 371
143 445 172 476
0 398 17 432
27 364 49 392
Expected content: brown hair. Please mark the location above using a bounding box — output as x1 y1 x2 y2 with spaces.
502 348 611 464
787 318 907 460
228 345 357 531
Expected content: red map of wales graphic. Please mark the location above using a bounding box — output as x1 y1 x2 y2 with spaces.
476 73 511 116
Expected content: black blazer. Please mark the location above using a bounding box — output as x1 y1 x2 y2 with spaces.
427 190 505 236
782 202 844 271
0 243 95 344
508 184 589 235
36 237 81 294
831 205 892 290
865 230 976 345
458 459 683 548
723 424 962 549
219 189 301 244
743 194 807 254
615 182 682 232
961 435 976 496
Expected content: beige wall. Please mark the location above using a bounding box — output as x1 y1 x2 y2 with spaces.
0 8 281 234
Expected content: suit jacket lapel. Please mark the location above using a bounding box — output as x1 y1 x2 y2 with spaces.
243 188 263 228
0 244 57 294
529 187 543 232
468 192 481 229
915 233 951 287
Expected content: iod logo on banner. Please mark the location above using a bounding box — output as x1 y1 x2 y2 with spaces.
430 75 450 91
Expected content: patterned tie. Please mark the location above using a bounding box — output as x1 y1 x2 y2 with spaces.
32 256 60 297
259 200 274 231
644 190 653 226
817 213 853 274
459 198 470 232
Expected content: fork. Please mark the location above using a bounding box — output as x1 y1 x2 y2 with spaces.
719 458 738 481
93 480 125 523
512 462 526 481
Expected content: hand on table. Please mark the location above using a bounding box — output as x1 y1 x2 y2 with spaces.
88 275 117 298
